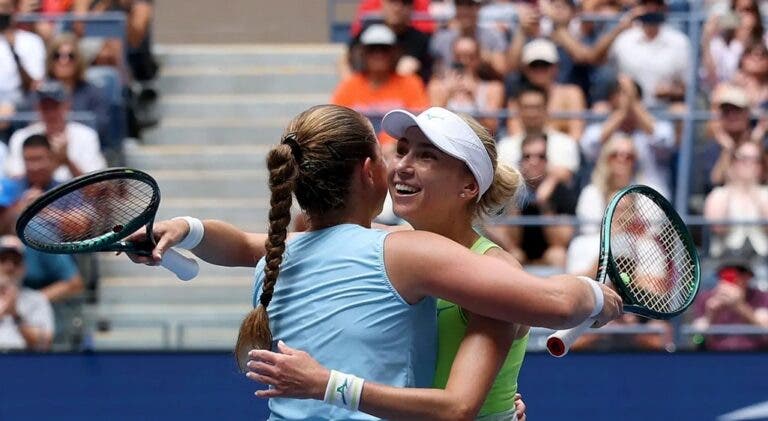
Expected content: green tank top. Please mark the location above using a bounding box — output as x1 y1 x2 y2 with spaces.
432 236 529 417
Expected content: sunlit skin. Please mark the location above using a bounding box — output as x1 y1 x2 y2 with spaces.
388 126 478 241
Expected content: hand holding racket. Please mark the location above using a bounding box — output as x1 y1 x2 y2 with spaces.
547 185 701 357
16 168 199 281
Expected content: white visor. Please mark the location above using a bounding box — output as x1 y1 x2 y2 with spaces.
382 107 494 201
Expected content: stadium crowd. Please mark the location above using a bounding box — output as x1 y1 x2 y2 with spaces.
332 0 768 351
0 0 157 351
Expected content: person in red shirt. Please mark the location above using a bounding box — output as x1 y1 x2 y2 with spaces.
350 0 434 37
692 260 768 351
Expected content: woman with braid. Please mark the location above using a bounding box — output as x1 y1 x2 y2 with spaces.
249 107 530 421
128 104 621 420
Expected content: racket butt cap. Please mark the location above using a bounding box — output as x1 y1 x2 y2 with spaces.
546 337 567 357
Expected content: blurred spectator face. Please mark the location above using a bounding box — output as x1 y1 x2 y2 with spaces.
454 1 480 34
37 98 69 129
364 44 397 74
520 136 548 182
607 137 636 180
382 0 413 28
51 42 79 81
638 0 665 37
719 103 749 133
23 143 57 188
518 90 548 132
731 142 763 183
452 37 480 72
0 248 24 283
525 61 557 87
733 0 760 27
740 43 768 76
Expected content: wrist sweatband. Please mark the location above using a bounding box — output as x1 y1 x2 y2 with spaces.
173 216 204 250
323 370 364 412
578 276 604 319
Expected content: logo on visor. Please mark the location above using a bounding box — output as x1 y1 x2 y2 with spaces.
425 113 445 121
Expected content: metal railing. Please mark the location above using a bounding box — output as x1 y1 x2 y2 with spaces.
14 12 126 39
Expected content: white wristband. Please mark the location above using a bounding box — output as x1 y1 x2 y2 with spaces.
323 370 365 412
578 276 604 319
172 217 204 250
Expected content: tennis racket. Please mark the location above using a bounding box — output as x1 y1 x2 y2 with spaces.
15 168 199 281
547 185 700 357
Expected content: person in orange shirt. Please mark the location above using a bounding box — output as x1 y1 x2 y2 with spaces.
332 24 430 120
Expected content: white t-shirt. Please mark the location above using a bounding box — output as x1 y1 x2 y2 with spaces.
5 122 107 181
497 129 580 173
0 288 54 350
0 30 46 105
609 25 691 107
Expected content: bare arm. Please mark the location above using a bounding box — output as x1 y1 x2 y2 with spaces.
40 274 83 302
385 230 621 329
16 319 52 350
127 1 153 49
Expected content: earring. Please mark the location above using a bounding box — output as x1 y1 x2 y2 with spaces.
460 193 466 198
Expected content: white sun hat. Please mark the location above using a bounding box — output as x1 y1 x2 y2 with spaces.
382 107 494 200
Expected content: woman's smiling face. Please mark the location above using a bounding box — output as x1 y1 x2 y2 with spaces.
388 126 475 227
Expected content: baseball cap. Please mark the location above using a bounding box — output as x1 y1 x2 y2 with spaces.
360 24 397 46
715 84 749 109
0 235 25 256
522 38 559 65
382 107 494 200
35 80 68 103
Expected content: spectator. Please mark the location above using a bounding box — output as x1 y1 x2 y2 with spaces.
506 38 587 140
704 141 768 259
498 84 581 182
427 35 504 133
487 133 578 268
607 0 691 108
5 81 106 182
567 134 639 276
0 133 60 233
0 0 45 109
332 24 429 117
344 0 434 83
430 0 508 76
545 3 644 104
692 260 768 351
349 0 434 38
581 74 675 196
700 1 764 90
74 0 157 82
0 235 54 351
699 84 765 191
45 33 109 146
730 41 768 111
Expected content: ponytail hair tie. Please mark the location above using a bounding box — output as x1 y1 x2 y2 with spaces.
281 133 303 162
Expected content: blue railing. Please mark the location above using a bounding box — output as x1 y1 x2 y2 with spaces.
14 12 126 39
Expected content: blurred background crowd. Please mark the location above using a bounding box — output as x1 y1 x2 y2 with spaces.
0 0 766 354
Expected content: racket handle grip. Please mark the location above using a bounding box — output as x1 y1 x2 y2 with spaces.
160 248 199 281
546 318 596 357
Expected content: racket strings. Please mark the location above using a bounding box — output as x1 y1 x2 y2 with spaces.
610 194 697 314
22 178 156 247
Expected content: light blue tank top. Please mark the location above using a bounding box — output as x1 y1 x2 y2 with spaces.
253 224 437 421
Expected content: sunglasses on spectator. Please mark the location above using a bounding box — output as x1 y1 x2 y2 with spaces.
609 151 635 161
389 0 414 4
365 45 394 53
53 51 76 61
528 60 553 69
522 152 547 161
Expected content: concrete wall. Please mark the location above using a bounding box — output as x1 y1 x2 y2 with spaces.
154 0 356 44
